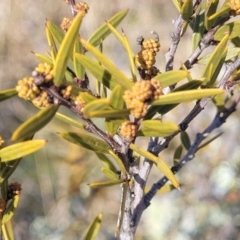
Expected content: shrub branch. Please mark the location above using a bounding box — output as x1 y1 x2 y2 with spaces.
130 57 240 232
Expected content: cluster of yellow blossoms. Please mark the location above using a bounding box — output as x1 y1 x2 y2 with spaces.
16 63 54 107
135 36 160 80
123 79 162 119
60 18 73 33
119 121 138 138
0 135 4 148
227 0 240 15
61 2 89 32
74 93 86 111
15 63 77 108
73 2 89 15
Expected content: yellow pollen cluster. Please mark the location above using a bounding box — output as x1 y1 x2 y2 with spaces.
142 38 160 53
32 62 53 83
150 79 162 100
227 0 240 15
0 135 4 149
32 91 52 108
123 79 162 119
16 77 40 100
60 17 72 32
74 2 89 15
120 121 138 138
61 85 73 99
135 38 160 70
74 93 85 111
16 63 55 107
0 198 6 213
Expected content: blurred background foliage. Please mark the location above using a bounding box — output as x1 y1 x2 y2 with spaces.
0 0 240 239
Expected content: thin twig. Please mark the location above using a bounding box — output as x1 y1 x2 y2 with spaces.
164 0 203 72
165 14 185 71
144 7 227 218
130 54 240 230
184 16 230 69
68 0 77 17
218 58 240 89
118 186 134 240
132 26 222 235
132 13 232 225
131 56 240 207
42 86 122 153
145 92 240 202
131 94 239 230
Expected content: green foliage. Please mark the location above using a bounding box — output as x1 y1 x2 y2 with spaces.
11 105 59 141
0 140 46 162
214 22 240 41
181 0 193 21
53 12 85 86
88 179 124 188
46 20 64 47
34 52 53 65
123 32 137 81
73 38 85 79
107 22 134 57
191 8 205 50
204 0 219 30
84 108 129 119
101 167 119 180
129 143 179 188
82 98 129 119
80 38 133 90
96 152 117 172
80 91 98 103
0 89 17 102
55 112 85 129
2 195 19 224
108 150 127 173
58 132 111 153
180 131 191 150
137 120 179 137
82 98 112 115
0 159 21 185
2 221 15 240
45 21 58 61
173 145 183 165
109 85 126 109
198 47 240 64
154 70 188 87
202 34 229 86
145 80 204 118
88 9 129 46
75 54 118 90
82 213 103 240
208 5 231 21
171 0 181 11
151 89 224 105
